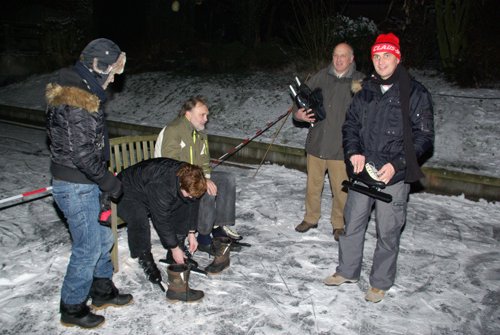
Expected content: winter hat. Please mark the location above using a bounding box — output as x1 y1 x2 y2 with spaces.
371 33 401 60
80 38 126 75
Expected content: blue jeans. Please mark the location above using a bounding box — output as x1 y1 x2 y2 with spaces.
52 179 114 305
197 171 236 235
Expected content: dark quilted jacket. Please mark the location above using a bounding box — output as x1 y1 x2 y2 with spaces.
46 67 116 190
342 78 434 185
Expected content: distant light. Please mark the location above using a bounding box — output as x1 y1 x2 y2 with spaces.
172 0 180 12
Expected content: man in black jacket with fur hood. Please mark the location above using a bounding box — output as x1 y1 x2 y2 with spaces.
46 38 131 329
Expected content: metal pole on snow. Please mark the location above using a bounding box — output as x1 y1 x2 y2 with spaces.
0 186 53 210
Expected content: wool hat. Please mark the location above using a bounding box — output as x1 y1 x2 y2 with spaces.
80 38 124 74
371 33 401 60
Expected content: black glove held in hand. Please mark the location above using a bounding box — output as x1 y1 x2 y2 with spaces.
98 192 112 227
98 172 123 200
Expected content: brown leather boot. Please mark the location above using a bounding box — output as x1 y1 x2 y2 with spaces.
333 228 345 241
205 236 231 274
166 264 204 302
295 220 318 233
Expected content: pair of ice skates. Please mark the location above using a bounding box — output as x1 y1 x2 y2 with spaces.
342 162 393 203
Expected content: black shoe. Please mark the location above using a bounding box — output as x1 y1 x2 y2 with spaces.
90 278 133 310
138 251 162 284
164 249 199 268
197 243 215 256
60 301 104 329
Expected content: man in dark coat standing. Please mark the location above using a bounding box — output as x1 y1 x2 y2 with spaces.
293 43 365 241
323 33 434 303
46 38 132 329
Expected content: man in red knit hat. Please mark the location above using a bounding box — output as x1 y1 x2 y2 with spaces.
323 33 434 303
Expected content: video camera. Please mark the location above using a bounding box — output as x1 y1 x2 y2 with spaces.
289 77 326 126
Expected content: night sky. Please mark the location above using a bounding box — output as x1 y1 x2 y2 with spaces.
1 0 499 86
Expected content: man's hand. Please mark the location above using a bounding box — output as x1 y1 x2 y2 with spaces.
171 246 186 264
377 163 395 184
293 108 315 123
187 233 198 254
206 179 217 196
350 154 366 174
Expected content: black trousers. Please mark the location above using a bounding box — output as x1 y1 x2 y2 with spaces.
117 190 198 258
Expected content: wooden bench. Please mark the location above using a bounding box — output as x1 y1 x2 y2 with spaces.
108 134 158 272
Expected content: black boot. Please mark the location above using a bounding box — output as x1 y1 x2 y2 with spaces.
90 278 133 310
60 301 104 329
197 243 215 255
138 251 162 284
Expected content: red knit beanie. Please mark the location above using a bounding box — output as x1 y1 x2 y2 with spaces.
371 33 401 60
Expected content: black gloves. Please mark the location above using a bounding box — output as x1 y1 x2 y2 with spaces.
98 172 123 200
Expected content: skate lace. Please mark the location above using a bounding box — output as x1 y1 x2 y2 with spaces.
365 162 380 181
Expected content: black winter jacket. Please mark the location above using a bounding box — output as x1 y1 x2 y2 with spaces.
342 78 434 185
46 68 118 192
117 158 197 248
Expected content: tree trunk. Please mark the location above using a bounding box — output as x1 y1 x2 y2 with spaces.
435 0 472 71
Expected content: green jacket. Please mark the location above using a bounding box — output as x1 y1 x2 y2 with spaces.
160 116 211 177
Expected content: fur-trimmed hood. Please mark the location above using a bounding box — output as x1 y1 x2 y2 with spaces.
326 62 364 95
46 83 100 113
351 79 363 94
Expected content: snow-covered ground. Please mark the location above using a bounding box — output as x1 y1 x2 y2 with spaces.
0 69 499 334
0 69 499 178
0 122 499 335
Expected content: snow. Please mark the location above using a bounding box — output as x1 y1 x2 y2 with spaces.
0 69 499 334
0 69 499 177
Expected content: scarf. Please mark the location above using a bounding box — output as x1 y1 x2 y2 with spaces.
73 61 108 103
372 64 424 183
73 61 111 161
